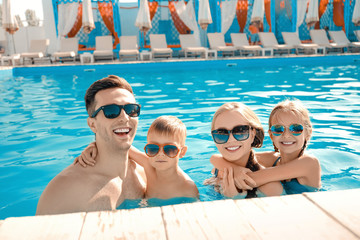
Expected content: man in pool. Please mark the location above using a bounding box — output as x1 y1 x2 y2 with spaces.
36 75 145 215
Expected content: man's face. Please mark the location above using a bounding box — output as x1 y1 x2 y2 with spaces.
88 88 138 151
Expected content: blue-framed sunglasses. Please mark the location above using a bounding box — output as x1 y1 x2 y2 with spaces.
270 124 304 136
91 103 141 119
211 125 251 144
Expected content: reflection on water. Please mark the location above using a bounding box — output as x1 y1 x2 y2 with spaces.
1 58 360 219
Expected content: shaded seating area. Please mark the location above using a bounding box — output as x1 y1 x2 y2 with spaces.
329 31 360 53
20 39 51 64
179 34 207 58
52 38 79 62
230 33 262 56
259 32 294 55
282 32 322 55
310 30 346 54
207 33 236 57
149 34 173 59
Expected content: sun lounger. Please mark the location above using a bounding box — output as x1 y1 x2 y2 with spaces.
149 34 173 59
207 33 236 57
310 29 346 53
258 32 294 55
355 30 360 41
329 30 360 53
230 33 262 56
119 36 139 61
20 39 50 64
179 34 207 58
52 38 78 62
282 32 321 55
1 53 21 66
93 36 114 61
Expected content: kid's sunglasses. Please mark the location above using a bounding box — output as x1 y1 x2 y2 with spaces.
211 125 251 144
144 144 181 158
91 103 141 119
270 124 304 136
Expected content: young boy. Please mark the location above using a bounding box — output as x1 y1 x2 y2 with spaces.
75 116 199 199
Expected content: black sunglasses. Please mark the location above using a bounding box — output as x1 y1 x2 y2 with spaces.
211 125 251 144
91 103 141 119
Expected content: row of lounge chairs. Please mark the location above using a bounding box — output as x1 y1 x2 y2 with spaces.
1 30 359 65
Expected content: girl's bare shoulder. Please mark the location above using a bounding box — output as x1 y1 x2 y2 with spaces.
255 151 280 168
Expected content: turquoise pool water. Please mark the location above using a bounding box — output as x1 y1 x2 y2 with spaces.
1 55 360 219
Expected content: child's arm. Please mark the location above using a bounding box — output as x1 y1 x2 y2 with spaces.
221 167 241 198
129 145 152 169
249 155 321 188
73 142 97 167
210 154 256 190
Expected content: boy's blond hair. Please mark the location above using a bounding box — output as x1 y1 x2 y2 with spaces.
148 116 187 146
211 102 264 148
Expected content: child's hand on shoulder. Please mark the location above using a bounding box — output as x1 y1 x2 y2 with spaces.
73 142 97 167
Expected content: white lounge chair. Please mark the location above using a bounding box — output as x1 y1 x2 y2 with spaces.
20 39 50 64
258 32 294 55
329 30 360 53
207 33 236 57
179 34 207 58
282 32 321 55
355 30 360 41
310 29 346 54
53 38 78 62
93 36 114 61
230 33 262 56
119 36 139 61
1 54 21 66
149 34 173 59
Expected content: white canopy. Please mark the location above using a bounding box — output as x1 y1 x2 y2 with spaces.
2 0 19 34
353 0 360 26
305 0 319 28
198 0 212 30
135 0 152 33
296 0 310 32
221 0 238 34
174 0 201 45
250 0 264 24
82 0 95 34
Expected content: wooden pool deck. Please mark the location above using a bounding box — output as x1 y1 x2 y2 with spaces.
0 188 359 239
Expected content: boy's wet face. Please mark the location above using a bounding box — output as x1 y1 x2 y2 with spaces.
146 131 183 171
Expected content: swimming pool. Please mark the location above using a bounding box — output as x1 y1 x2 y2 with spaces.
1 55 360 219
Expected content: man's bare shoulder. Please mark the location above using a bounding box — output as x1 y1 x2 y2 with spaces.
36 164 93 215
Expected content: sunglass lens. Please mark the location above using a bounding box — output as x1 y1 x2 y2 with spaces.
103 105 121 119
212 129 229 144
271 125 284 136
290 124 303 136
163 145 179 158
145 144 160 157
232 125 250 141
124 104 140 117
